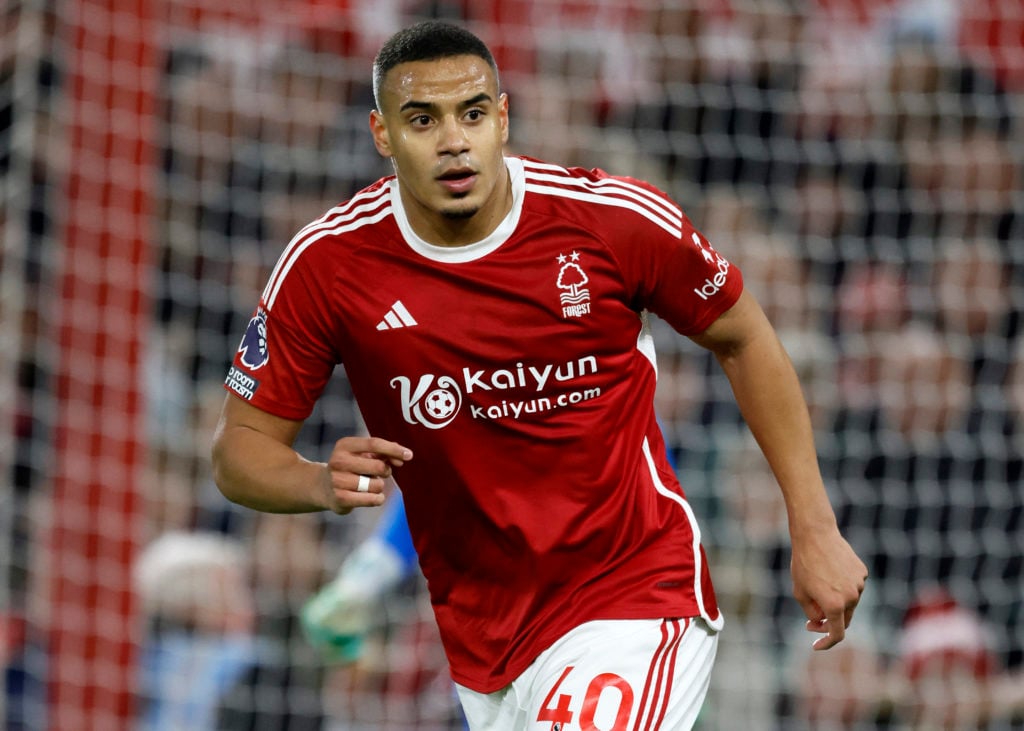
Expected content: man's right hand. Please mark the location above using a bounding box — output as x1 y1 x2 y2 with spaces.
318 436 414 514
212 394 413 514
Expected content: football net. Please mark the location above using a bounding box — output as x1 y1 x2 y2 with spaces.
2 0 1022 729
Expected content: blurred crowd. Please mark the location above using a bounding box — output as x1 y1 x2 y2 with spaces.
2 0 1024 729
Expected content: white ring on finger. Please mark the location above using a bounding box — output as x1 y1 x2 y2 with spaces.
356 474 371 493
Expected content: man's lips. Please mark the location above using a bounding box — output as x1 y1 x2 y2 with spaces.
437 169 477 194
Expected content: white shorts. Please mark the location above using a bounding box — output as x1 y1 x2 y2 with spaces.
455 617 719 731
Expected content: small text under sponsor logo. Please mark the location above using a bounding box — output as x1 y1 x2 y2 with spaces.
226 366 260 400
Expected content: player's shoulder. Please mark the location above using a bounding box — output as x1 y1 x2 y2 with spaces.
277 177 396 264
518 156 683 236
299 177 395 246
260 177 396 309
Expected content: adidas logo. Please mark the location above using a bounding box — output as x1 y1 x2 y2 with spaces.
376 300 418 330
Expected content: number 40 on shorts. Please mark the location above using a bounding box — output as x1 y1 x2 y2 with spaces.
537 666 635 731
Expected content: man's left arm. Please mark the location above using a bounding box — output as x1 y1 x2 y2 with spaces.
691 289 868 650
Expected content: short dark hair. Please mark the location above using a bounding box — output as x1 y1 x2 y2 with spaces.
372 20 499 110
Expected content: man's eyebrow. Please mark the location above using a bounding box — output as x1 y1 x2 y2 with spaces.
460 93 494 108
399 92 494 114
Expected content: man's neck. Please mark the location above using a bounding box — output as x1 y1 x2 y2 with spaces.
402 163 513 248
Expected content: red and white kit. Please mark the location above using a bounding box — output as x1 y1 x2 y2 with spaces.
455 616 719 731
226 156 742 694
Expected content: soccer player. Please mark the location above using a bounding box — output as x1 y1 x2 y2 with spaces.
212 20 868 730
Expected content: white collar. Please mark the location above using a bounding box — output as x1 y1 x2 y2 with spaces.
390 157 525 263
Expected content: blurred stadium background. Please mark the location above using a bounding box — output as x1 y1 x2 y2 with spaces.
2 0 1023 729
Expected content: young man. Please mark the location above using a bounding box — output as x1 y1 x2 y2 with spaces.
212 20 867 730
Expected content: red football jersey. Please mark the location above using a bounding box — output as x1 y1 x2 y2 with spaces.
226 156 743 692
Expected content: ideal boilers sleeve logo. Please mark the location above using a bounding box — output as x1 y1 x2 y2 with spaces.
689 233 731 301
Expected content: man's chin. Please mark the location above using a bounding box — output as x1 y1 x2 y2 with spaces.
441 203 480 220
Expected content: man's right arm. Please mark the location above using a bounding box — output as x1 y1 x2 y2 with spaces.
211 395 412 514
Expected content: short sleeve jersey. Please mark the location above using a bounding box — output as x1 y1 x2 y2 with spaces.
226 156 743 692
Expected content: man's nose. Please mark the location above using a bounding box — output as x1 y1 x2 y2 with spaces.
438 115 469 155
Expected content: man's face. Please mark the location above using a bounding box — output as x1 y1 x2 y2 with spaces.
370 54 509 245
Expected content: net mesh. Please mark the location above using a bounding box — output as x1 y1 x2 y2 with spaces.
2 0 1023 729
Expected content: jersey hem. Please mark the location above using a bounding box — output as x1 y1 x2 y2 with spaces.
447 602 718 694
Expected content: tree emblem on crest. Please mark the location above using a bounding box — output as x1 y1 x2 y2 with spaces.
556 251 590 305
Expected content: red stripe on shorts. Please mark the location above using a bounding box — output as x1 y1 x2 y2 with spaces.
634 618 688 731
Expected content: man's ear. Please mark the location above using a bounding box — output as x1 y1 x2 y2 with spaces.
370 109 392 158
499 92 510 146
